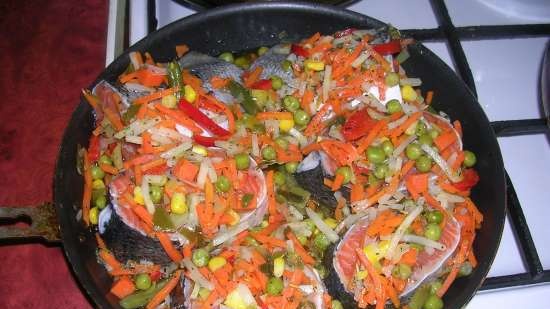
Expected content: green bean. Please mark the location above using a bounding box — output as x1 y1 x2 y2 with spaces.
167 61 184 99
119 280 167 309
335 166 353 184
228 80 258 115
408 284 430 309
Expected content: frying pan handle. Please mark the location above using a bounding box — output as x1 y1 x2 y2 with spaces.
0 202 61 244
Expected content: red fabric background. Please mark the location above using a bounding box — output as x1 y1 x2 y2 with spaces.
0 1 108 307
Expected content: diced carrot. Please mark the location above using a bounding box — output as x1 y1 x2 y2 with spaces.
123 153 156 170
350 183 365 203
140 158 166 172
335 198 346 221
110 277 135 299
99 162 118 175
453 120 463 137
146 270 182 309
173 159 199 182
399 248 418 266
301 89 314 114
331 173 345 191
426 90 434 105
156 232 183 263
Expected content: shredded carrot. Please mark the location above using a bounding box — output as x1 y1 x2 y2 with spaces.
134 87 178 105
331 173 345 191
210 76 230 89
110 277 135 299
256 111 293 121
399 248 418 266
434 131 457 152
99 249 122 271
175 44 189 58
356 248 386 309
286 231 316 265
103 107 125 131
426 90 434 105
156 232 183 263
110 264 160 276
99 162 119 175
453 120 463 137
301 89 314 114
243 66 263 88
146 270 182 309
390 111 422 139
154 103 202 133
366 210 405 237
266 170 277 216
335 198 345 221
356 119 388 154
405 173 429 200
140 158 167 172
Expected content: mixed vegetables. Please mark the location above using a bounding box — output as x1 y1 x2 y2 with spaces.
80 27 483 309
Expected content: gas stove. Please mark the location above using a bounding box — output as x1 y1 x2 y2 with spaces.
109 1 550 307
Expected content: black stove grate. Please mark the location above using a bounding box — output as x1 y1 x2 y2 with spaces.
145 0 550 291
405 0 550 291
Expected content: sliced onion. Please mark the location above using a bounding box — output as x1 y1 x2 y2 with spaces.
196 159 210 188
251 134 260 157
392 134 416 157
387 114 408 130
141 178 154 214
306 208 339 243
160 142 192 159
384 205 423 261
323 65 332 103
399 77 422 87
402 234 446 251
420 144 462 182
351 51 370 68
129 52 141 70
124 82 155 93
181 258 214 290
335 212 365 233
114 116 161 138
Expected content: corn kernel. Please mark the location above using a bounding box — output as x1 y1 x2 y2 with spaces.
401 85 417 102
161 94 177 108
225 209 240 226
192 145 208 156
184 85 197 103
273 256 285 278
133 186 145 205
279 119 295 133
356 269 369 280
89 207 99 225
92 179 105 190
261 220 269 228
323 218 338 229
208 256 227 272
171 192 188 214
304 59 325 71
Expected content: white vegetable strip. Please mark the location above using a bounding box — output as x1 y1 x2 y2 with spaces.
351 51 370 68
181 258 214 290
384 205 423 261
306 208 339 243
196 159 210 188
160 142 192 159
402 234 446 250
251 133 260 157
392 135 416 157
115 117 161 139
323 65 332 103
420 144 462 182
141 176 154 214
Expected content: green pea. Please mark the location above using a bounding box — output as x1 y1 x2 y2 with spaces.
294 109 310 126
91 165 105 180
274 137 289 150
218 52 234 63
99 155 113 166
429 128 440 139
415 155 432 173
463 150 477 167
416 121 427 136
235 153 250 170
234 56 250 69
267 277 284 295
258 46 269 56
424 223 442 241
135 273 151 290
198 287 211 300
245 236 259 246
406 143 422 160
281 60 292 72
313 233 331 251
262 145 277 161
409 242 425 252
335 166 352 184
366 146 386 164
426 210 443 224
376 164 390 179
368 174 381 186
458 261 473 277
392 263 412 280
385 72 400 87
89 207 99 225
242 193 254 208
149 185 163 204
418 133 433 146
403 199 416 208
192 248 210 267
215 175 231 193
271 75 283 90
285 161 299 174
94 194 107 209
274 171 286 186
297 234 308 245
331 300 344 309
283 95 300 112
382 140 394 156
423 294 444 309
429 280 443 294
386 99 403 114
315 264 328 279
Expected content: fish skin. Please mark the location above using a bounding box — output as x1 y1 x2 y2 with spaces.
295 151 350 208
177 51 243 104
98 203 172 265
249 44 295 86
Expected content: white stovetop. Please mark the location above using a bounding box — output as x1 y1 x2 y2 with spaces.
123 0 550 307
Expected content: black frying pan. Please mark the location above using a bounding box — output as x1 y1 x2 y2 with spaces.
0 2 506 308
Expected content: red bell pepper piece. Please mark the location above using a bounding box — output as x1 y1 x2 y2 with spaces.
193 135 218 147
150 270 161 282
342 109 378 141
372 40 402 55
453 169 480 191
88 135 100 162
335 27 356 38
291 44 309 57
250 79 272 90
178 99 230 137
